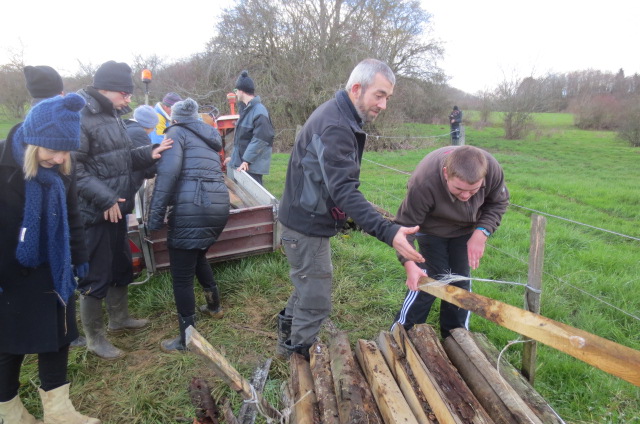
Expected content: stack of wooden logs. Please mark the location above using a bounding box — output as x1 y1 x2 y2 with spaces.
284 324 564 424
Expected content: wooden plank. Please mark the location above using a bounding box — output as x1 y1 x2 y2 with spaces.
419 279 640 387
407 325 494 423
355 339 419 424
289 353 320 424
523 214 546 383
444 329 544 424
309 343 339 424
376 331 437 424
390 325 466 424
329 331 383 424
471 333 566 424
185 327 281 421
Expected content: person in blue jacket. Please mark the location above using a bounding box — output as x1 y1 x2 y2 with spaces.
226 70 274 185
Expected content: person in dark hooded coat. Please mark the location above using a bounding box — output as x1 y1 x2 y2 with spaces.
148 97 230 352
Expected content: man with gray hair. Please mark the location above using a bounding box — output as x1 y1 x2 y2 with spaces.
277 58 424 359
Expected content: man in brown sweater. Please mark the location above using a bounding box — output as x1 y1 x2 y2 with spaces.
392 145 509 338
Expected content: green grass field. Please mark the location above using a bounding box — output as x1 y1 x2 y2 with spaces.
3 112 640 423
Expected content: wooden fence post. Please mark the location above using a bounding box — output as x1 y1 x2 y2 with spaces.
522 214 546 383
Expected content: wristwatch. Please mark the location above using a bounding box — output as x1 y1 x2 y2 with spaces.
476 227 491 237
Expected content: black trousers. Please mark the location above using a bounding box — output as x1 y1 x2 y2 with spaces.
0 345 70 401
393 233 472 338
168 248 217 317
78 219 133 299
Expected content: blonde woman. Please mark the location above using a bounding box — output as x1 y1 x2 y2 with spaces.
0 94 99 423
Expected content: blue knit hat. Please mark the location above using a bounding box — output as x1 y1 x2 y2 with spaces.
134 105 159 129
235 70 255 95
20 93 86 151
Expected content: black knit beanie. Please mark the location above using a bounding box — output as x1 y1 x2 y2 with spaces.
24 66 63 99
235 70 255 95
93 60 134 93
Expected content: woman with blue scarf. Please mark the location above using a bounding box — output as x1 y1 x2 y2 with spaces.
0 94 100 423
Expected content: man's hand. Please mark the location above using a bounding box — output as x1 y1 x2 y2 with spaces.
152 138 174 159
467 230 488 269
223 157 231 166
404 261 427 291
237 161 249 172
103 199 126 222
392 226 425 263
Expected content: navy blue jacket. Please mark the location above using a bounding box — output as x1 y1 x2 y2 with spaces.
147 119 229 250
229 96 274 175
279 90 399 244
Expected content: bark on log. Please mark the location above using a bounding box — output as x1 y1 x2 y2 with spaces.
392 324 493 424
376 331 437 424
471 333 565 424
185 326 281 421
329 331 383 424
237 358 272 424
355 339 419 424
310 343 340 424
419 279 640 387
444 329 544 424
289 353 321 424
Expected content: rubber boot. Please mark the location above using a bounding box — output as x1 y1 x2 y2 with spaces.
283 340 312 361
105 286 149 333
80 296 125 360
199 287 224 318
276 309 293 358
160 314 196 353
38 383 100 424
0 394 42 424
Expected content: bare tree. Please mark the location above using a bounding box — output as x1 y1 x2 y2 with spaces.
0 52 28 119
494 75 545 140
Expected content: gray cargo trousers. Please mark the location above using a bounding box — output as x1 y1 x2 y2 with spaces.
281 225 333 346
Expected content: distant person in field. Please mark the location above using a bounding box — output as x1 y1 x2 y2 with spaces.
391 145 509 338
449 105 462 144
225 70 274 186
125 105 160 198
74 61 172 360
0 94 100 423
151 92 183 143
148 98 230 353
278 58 425 360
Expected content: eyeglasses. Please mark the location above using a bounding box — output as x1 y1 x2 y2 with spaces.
119 92 133 100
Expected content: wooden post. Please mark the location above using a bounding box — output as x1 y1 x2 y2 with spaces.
185 327 282 421
418 281 640 387
522 214 546 383
310 343 340 424
289 353 321 424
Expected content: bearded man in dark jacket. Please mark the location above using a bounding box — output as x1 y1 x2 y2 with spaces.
277 59 425 359
74 61 172 360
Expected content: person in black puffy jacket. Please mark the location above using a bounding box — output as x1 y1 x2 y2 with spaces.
148 98 230 352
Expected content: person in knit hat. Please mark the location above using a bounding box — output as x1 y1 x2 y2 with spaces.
150 91 183 143
226 70 274 186
125 105 160 204
74 60 173 360
23 65 64 105
0 94 101 423
148 97 230 352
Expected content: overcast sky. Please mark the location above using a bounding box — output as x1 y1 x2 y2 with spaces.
1 0 638 94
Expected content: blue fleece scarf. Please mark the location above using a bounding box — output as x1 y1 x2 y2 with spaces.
12 134 76 305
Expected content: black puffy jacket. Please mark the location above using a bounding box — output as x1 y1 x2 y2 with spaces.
147 119 230 250
74 87 157 226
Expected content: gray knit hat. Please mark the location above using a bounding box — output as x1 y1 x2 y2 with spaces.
134 105 159 129
23 65 63 99
235 70 255 95
93 60 134 93
171 98 200 122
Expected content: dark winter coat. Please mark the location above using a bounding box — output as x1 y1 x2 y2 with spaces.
125 119 157 214
74 87 157 226
147 119 230 250
279 90 400 245
0 126 87 354
229 96 274 175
